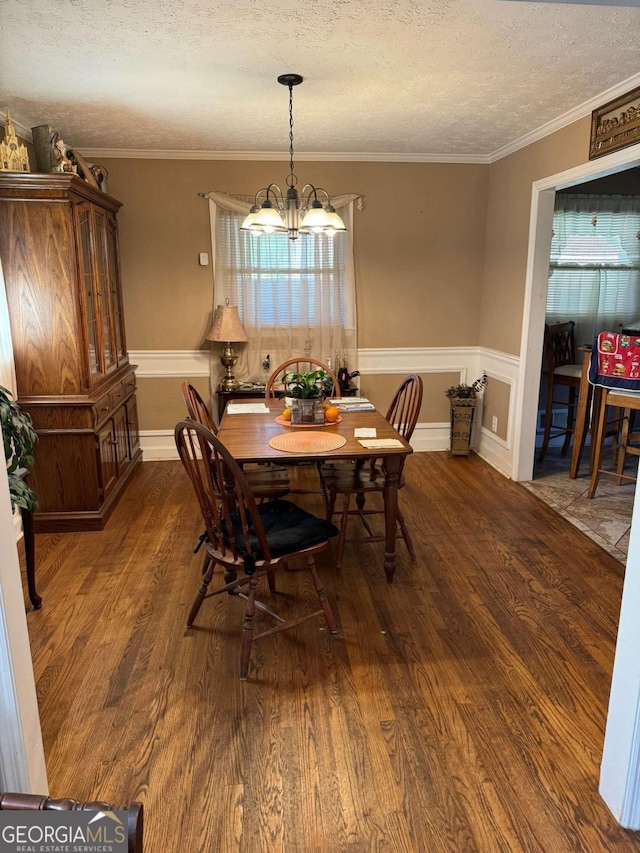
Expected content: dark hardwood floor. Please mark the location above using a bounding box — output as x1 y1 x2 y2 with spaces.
22 453 640 852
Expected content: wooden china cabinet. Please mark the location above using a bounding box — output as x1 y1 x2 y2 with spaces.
0 173 141 532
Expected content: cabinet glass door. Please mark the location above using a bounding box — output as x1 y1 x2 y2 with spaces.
94 210 116 371
77 204 103 381
107 216 127 363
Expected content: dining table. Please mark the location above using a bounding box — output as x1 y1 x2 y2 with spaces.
217 398 413 583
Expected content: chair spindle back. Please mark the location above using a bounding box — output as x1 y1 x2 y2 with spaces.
175 420 272 564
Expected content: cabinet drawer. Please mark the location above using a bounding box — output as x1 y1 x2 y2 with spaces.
123 373 136 396
110 381 126 408
93 392 112 425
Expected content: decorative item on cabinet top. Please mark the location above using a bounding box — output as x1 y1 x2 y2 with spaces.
0 111 30 172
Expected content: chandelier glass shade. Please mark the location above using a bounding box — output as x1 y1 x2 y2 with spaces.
241 74 347 241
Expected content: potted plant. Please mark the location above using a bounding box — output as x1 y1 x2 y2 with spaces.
445 374 487 457
281 368 332 424
1 385 38 511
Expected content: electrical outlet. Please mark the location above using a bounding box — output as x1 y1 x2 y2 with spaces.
491 415 498 433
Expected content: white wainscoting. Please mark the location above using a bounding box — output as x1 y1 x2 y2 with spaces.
134 347 521 477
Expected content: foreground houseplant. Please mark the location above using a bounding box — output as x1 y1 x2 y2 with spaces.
1 384 38 511
445 374 487 457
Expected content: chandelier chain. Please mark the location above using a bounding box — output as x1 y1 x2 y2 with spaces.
288 84 296 188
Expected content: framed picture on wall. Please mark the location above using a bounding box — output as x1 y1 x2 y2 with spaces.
589 85 640 160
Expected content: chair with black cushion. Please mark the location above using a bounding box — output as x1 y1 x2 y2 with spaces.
175 420 339 679
181 381 290 501
319 374 423 568
538 321 582 462
265 357 340 399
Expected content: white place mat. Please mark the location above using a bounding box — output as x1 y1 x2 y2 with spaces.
226 403 270 414
358 438 404 449
354 428 377 438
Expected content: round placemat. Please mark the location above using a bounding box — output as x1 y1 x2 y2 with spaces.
275 415 342 428
269 431 347 454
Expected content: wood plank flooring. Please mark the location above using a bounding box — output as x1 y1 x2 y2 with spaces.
21 453 640 852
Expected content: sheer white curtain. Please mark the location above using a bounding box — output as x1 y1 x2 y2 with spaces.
206 193 358 385
547 194 640 345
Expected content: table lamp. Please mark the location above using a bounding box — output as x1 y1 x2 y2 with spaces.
206 302 248 390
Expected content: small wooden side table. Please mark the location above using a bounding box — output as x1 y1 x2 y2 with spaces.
17 469 41 609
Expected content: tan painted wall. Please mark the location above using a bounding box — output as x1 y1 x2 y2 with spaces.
481 376 510 441
102 159 489 354
478 116 593 441
479 116 591 357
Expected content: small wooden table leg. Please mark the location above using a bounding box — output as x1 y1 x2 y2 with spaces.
22 507 42 610
570 346 592 479
382 456 402 584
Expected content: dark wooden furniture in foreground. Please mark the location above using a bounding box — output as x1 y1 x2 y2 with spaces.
0 173 141 532
0 793 143 853
321 374 423 568
175 419 338 679
217 398 413 582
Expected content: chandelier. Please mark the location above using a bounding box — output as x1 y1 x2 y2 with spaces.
241 74 347 241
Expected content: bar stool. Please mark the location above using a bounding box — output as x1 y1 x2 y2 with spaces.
587 386 640 499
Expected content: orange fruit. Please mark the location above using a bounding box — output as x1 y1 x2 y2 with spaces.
322 401 331 410
282 407 292 421
324 405 340 423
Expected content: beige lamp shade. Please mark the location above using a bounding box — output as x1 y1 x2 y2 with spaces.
206 304 248 343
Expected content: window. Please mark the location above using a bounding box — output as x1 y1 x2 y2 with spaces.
210 199 357 383
546 194 640 345
217 211 349 328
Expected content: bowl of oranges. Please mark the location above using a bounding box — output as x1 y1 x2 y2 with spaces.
277 400 341 427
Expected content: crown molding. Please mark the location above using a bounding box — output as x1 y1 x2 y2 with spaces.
6 71 640 166
488 70 640 163
80 148 491 164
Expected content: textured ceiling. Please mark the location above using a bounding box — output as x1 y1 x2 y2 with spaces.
1 0 639 157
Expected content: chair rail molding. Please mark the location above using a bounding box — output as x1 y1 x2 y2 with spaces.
134 346 521 471
129 349 210 378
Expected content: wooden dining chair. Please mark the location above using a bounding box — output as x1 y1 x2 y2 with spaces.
175 419 339 679
181 381 291 501
265 357 340 399
0 793 143 853
320 374 423 568
538 321 582 463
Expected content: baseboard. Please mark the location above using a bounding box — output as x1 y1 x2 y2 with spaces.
476 427 512 478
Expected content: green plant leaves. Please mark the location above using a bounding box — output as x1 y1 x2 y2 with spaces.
1 384 38 510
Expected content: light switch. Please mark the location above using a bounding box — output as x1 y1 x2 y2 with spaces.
199 252 209 266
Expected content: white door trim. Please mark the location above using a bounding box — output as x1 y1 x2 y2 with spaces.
0 462 47 792
515 140 640 828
